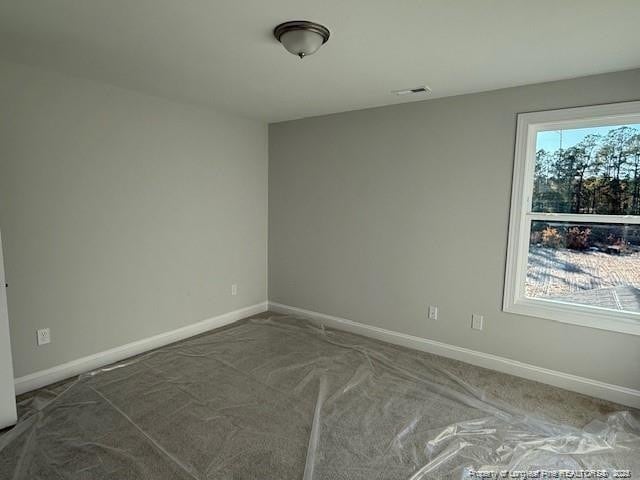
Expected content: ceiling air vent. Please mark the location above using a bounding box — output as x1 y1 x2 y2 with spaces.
392 85 432 96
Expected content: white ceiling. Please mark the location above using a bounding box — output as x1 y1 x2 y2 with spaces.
0 0 639 122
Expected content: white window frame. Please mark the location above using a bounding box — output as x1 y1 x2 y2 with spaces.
504 101 640 336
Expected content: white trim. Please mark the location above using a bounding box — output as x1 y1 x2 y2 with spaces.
527 212 640 225
519 101 640 129
0 230 17 428
13 302 268 395
507 297 640 335
268 301 640 409
504 101 640 335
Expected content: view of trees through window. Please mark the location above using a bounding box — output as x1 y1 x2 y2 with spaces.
533 124 640 215
525 123 640 314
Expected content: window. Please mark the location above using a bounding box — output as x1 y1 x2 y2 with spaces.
504 101 640 335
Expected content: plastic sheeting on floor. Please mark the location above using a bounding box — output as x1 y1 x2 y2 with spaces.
0 317 638 479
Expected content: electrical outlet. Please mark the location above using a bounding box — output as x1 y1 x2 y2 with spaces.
37 328 51 346
471 314 483 330
231 284 238 296
428 305 438 320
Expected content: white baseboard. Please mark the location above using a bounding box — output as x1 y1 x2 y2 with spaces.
14 302 268 395
268 301 640 409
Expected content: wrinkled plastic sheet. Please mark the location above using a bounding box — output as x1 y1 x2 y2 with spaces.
0 316 638 479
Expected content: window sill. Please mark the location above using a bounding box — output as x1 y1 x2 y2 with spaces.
504 297 640 336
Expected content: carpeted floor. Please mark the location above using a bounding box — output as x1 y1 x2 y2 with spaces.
1 312 638 479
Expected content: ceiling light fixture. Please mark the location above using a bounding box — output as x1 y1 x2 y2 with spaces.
274 21 330 59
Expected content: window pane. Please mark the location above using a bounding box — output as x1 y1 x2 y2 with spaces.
533 124 640 214
526 221 640 313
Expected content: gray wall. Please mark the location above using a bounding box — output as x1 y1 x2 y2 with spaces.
269 69 640 390
0 62 268 377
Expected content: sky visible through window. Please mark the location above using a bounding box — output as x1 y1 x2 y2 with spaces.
536 124 640 152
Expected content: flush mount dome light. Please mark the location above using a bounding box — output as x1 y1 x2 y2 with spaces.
274 21 330 58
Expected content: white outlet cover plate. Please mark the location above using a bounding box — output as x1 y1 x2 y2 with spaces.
428 305 438 320
37 328 51 345
471 314 483 330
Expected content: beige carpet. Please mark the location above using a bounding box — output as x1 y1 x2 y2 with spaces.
1 314 638 479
